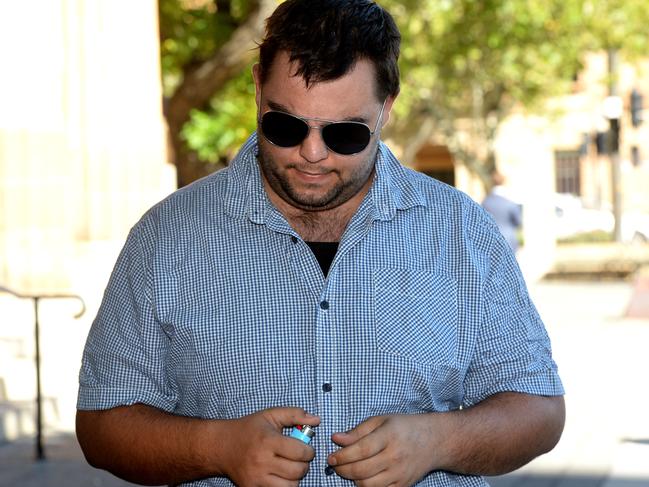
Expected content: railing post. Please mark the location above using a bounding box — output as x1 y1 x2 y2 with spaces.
0 285 85 461
33 296 44 460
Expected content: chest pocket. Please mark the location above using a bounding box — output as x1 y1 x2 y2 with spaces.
373 268 458 366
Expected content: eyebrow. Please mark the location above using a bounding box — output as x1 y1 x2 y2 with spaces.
266 100 369 124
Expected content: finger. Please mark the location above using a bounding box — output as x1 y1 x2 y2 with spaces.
331 417 384 446
331 431 356 447
332 448 387 481
328 434 386 467
353 469 399 487
266 407 320 430
270 456 312 482
263 474 301 487
276 437 317 462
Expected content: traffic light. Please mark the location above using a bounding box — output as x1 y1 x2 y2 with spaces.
609 118 620 154
631 89 643 127
631 146 641 167
595 131 607 155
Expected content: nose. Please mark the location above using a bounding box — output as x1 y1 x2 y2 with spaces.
299 126 329 163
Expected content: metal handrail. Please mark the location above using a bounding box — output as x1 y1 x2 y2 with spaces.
0 285 85 460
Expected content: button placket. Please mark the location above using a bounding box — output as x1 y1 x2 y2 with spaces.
315 283 342 483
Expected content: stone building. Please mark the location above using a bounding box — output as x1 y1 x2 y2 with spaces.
0 0 174 438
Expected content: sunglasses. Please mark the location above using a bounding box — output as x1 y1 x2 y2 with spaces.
259 100 387 156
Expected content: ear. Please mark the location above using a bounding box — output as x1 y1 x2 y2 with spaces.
380 94 397 127
252 63 262 110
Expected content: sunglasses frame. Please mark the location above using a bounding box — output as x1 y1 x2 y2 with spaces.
259 98 387 156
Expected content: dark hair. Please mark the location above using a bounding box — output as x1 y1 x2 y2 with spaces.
258 0 400 101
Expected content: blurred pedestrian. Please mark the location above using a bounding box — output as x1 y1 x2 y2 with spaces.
482 170 523 252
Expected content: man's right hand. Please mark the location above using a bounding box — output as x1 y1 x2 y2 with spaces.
218 408 320 486
76 404 319 486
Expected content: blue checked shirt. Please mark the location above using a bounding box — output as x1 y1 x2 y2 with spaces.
78 134 563 486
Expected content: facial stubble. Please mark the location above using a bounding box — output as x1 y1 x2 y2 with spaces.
256 140 379 213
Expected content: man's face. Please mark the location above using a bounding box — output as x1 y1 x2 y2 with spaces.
253 52 394 213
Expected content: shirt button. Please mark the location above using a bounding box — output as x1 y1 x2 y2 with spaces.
322 383 332 392
320 300 330 310
291 236 298 243
325 465 335 476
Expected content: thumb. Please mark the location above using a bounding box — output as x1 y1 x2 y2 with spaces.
332 417 384 446
265 407 320 430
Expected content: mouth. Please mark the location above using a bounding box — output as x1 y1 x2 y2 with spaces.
291 166 334 182
291 164 330 175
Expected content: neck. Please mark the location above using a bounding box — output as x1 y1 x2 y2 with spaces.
264 184 370 242
285 207 354 242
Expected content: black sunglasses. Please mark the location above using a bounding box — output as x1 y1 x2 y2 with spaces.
259 100 387 156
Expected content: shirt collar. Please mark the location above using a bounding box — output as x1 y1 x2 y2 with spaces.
224 133 426 223
370 142 427 220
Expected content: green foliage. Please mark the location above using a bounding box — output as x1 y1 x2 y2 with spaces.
181 69 257 163
379 0 649 185
580 0 649 54
159 0 262 166
159 0 255 96
159 0 649 174
389 0 584 126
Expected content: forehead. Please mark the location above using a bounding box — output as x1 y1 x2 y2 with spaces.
261 51 380 118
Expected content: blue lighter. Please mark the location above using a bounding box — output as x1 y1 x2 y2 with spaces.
290 424 316 445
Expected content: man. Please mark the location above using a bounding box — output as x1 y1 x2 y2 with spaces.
76 1 565 486
481 171 523 253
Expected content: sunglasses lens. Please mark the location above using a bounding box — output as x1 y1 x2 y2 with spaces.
261 111 309 147
261 111 372 155
322 122 371 155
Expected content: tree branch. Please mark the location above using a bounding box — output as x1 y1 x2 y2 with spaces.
164 0 275 132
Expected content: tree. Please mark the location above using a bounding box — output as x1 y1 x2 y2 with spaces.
159 0 275 187
389 0 649 191
385 0 586 190
576 0 649 241
579 0 649 55
160 0 586 190
159 0 649 191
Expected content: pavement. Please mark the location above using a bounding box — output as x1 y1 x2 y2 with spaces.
486 279 649 487
1 277 649 487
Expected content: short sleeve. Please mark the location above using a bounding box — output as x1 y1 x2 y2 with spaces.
77 217 178 412
463 233 564 406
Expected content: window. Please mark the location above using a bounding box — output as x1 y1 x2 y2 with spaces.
555 150 581 195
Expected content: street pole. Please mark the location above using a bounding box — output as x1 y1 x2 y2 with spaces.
33 297 44 460
607 49 623 243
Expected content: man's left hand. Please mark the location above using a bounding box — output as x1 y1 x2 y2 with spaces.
327 414 433 487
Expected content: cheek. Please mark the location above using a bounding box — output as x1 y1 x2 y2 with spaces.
258 143 283 173
345 152 376 180
260 142 301 171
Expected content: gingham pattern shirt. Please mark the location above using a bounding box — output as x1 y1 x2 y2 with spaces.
78 134 563 487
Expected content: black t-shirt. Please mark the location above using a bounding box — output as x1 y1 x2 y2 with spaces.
305 241 339 277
